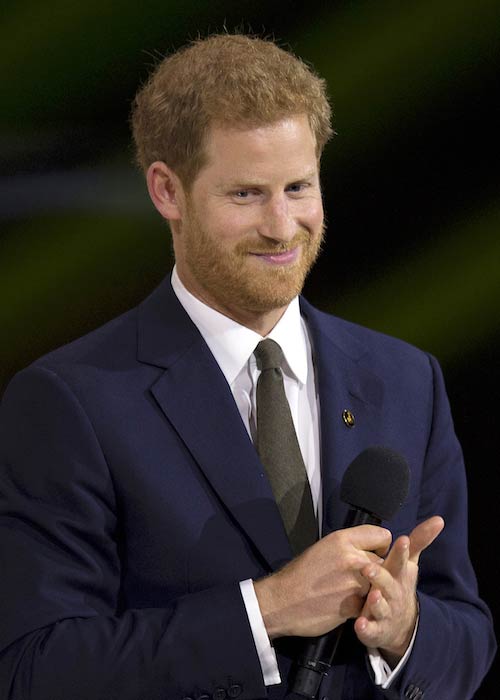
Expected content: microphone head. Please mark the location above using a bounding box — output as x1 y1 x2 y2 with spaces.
340 446 410 521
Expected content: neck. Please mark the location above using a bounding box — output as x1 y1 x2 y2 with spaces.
190 291 289 337
175 267 289 336
217 304 288 336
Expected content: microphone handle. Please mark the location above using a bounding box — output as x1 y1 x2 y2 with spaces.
289 509 381 698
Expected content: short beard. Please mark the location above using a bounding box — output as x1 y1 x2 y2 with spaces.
181 211 324 316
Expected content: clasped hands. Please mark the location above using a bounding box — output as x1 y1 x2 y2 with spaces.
254 515 444 665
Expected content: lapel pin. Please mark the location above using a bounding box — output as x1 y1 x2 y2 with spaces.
342 409 355 428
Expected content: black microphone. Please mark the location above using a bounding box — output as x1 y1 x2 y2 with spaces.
289 446 410 698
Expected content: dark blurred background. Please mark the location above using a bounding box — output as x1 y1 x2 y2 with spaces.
1 0 498 695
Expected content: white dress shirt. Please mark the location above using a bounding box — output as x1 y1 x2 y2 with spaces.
170 266 413 689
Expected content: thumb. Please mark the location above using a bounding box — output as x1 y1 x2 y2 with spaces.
409 516 444 563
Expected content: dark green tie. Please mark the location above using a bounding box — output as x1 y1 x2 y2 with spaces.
254 339 318 556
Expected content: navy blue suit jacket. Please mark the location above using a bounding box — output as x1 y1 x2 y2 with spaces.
0 278 495 699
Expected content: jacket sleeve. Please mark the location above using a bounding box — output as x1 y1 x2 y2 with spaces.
381 354 496 700
0 365 267 700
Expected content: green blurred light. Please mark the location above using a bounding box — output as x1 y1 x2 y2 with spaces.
294 0 499 153
329 203 500 361
0 213 171 387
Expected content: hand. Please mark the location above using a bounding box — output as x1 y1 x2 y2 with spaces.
254 525 392 639
354 515 445 665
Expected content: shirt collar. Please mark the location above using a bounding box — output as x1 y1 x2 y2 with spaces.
170 266 308 387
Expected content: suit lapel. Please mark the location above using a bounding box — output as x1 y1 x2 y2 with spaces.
136 279 386 564
301 299 386 535
136 278 292 571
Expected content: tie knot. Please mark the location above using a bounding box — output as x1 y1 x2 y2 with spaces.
254 339 284 371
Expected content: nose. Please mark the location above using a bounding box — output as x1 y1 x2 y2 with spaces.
258 194 296 243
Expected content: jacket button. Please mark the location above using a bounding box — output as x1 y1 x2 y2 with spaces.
227 685 242 698
213 690 226 700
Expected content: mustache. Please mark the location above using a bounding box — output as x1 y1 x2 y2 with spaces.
235 229 313 255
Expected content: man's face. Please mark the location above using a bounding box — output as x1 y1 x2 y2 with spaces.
173 114 325 324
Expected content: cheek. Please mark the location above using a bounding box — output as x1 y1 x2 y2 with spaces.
300 200 324 232
206 211 255 243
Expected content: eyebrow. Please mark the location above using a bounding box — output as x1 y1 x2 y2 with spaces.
217 170 318 190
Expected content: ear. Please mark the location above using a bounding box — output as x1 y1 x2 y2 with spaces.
146 161 186 221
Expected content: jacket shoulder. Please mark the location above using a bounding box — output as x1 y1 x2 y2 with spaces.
31 305 140 374
301 297 433 369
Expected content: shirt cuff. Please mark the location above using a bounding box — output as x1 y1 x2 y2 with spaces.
368 613 419 688
239 579 281 686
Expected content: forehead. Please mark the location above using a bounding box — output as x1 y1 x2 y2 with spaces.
199 115 318 183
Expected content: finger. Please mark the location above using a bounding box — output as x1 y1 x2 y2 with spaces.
354 614 383 647
408 516 445 563
366 551 386 565
361 563 396 599
339 548 385 568
347 525 392 556
350 550 385 570
383 536 410 578
345 550 385 573
363 588 389 621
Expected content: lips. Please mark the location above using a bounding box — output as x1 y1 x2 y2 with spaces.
250 247 300 265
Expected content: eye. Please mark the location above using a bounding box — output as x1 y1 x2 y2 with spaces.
286 182 309 195
230 188 260 203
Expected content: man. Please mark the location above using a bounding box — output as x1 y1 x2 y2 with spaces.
0 34 495 700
